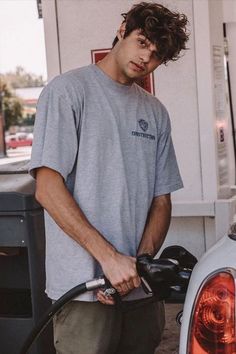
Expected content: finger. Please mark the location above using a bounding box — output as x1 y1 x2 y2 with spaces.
97 293 112 305
97 290 109 301
119 283 129 294
133 276 141 288
126 281 135 290
116 285 123 293
97 290 107 298
97 293 106 304
96 290 106 300
102 296 115 305
97 290 115 305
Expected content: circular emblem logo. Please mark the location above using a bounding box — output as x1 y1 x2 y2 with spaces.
138 119 148 132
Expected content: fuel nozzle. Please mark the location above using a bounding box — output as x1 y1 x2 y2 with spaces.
136 254 180 300
136 246 197 301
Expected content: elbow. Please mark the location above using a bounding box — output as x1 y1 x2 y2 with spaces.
34 167 64 207
153 194 171 208
34 167 58 206
35 175 48 207
35 184 45 206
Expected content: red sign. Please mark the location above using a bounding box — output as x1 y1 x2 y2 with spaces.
91 49 155 95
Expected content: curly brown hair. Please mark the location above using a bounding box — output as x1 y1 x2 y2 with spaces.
112 2 189 64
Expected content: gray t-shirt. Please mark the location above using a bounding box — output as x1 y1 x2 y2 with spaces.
29 64 183 301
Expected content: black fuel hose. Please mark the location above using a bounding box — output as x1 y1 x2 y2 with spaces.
20 278 106 354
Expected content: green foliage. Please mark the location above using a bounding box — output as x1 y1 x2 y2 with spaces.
0 66 45 89
0 79 23 130
22 114 35 126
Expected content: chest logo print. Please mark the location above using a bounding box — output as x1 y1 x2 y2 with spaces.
131 119 155 140
138 119 148 132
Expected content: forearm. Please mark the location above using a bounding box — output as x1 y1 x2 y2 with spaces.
137 194 171 257
35 167 116 265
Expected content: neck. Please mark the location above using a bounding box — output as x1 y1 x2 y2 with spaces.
96 50 133 86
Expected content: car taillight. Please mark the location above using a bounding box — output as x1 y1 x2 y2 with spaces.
188 271 236 354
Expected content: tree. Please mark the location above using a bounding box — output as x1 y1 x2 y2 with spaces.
0 79 23 130
0 66 45 89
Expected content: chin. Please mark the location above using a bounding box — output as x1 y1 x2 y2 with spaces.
128 69 144 79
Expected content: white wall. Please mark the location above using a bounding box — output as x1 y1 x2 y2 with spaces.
223 0 236 23
157 1 202 202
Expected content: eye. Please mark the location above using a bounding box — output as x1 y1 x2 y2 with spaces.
137 39 147 47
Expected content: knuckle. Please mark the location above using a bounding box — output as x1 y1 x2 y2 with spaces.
113 280 120 287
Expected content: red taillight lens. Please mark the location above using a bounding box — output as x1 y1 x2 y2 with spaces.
188 271 236 354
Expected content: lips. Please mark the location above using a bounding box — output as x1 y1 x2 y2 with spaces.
131 61 145 72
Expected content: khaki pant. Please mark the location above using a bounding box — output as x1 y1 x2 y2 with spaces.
53 298 165 354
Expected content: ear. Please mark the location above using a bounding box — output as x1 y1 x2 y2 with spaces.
117 22 126 40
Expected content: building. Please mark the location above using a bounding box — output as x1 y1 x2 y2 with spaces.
15 86 43 118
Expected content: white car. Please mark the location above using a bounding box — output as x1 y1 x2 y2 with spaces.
179 224 236 353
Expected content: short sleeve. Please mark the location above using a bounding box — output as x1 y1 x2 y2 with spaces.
154 112 183 196
28 81 79 180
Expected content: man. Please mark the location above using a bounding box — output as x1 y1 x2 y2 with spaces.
29 2 188 353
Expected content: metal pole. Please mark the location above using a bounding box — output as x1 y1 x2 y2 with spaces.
223 23 236 182
0 91 7 158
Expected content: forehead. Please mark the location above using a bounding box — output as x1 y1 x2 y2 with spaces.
131 29 148 38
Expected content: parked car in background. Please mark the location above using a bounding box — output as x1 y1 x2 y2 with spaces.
5 133 33 149
179 223 236 353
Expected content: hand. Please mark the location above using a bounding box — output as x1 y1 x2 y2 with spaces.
100 252 141 297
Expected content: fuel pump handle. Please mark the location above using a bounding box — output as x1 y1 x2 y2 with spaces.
136 253 194 300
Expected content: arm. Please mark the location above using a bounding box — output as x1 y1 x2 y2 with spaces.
137 194 171 257
35 167 140 298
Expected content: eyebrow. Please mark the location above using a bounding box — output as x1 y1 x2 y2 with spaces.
137 32 147 39
137 34 150 43
138 34 157 49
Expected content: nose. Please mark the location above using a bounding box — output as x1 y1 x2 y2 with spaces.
139 49 152 63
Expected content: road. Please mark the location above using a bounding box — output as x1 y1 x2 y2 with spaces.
156 303 182 354
0 146 31 166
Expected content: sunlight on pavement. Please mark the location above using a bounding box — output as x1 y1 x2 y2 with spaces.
0 146 31 165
